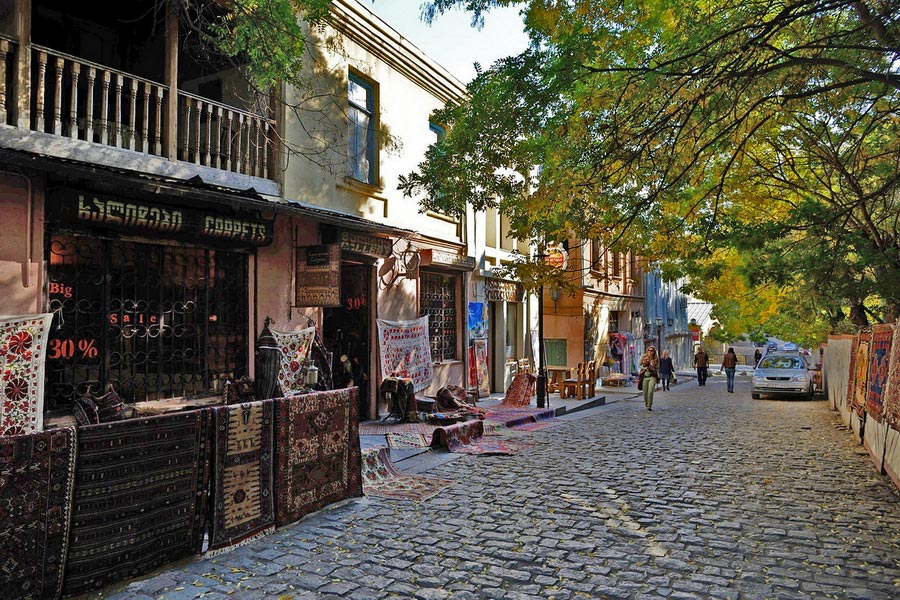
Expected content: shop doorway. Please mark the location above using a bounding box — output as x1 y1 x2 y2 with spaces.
322 263 371 419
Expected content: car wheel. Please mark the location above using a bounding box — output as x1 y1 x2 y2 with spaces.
752 393 760 399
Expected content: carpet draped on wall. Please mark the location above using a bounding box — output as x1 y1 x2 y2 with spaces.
62 411 210 596
0 427 76 600
207 400 275 555
274 388 362 527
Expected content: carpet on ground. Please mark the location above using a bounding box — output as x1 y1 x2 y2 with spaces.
866 324 894 422
0 313 53 435
273 388 361 528
430 419 532 455
883 321 900 430
63 411 210 597
852 330 872 418
385 432 429 449
358 421 435 436
207 400 275 555
361 447 453 501
0 427 76 600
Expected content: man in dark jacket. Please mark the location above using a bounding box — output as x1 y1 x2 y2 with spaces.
694 347 710 386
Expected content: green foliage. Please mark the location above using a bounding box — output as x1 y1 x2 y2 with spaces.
404 0 900 342
188 0 331 91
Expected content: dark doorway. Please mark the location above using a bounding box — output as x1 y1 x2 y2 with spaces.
323 263 371 419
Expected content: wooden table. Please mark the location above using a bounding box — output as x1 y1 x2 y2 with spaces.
546 366 572 394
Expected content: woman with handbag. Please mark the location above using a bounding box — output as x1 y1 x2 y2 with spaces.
639 346 660 411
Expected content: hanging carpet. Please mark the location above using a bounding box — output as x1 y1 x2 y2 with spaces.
62 411 210 597
273 388 362 528
0 427 76 600
884 323 900 430
866 323 894 422
361 447 453 501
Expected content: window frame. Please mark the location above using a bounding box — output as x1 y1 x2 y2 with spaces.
419 269 461 363
348 71 377 185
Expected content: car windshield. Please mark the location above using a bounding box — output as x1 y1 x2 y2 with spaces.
760 356 804 370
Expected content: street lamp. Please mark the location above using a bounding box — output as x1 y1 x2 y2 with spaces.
655 317 663 354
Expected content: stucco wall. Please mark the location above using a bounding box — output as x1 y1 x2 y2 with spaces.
0 173 44 315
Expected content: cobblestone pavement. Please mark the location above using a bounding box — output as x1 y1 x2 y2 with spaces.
96 377 900 600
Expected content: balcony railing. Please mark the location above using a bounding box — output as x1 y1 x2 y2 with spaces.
11 44 274 180
0 36 16 126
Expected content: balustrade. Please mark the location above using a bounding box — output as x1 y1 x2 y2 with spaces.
24 45 274 180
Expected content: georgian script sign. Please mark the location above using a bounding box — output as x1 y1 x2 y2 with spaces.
49 191 273 247
419 249 476 271
339 230 393 258
484 278 524 303
295 244 341 307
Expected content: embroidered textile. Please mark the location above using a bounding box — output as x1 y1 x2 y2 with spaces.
0 314 53 435
883 322 900 430
852 331 872 418
208 401 275 554
273 388 361 528
0 427 76 600
361 447 453 501
63 412 209 596
271 327 316 396
866 324 894 422
376 317 433 392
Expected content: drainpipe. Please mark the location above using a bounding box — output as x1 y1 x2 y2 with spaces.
1 169 34 289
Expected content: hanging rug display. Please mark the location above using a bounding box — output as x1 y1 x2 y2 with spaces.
0 313 53 435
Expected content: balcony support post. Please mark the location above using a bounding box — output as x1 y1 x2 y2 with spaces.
164 0 178 160
14 0 31 128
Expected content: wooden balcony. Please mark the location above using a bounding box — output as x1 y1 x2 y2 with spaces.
0 36 276 185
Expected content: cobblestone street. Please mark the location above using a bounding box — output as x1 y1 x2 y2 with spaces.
99 377 900 600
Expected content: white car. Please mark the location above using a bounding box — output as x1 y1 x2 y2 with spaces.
752 352 813 400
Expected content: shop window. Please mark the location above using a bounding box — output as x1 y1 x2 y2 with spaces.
420 271 459 362
348 72 377 184
46 235 248 409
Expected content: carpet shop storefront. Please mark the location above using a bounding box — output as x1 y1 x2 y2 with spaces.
1 174 364 600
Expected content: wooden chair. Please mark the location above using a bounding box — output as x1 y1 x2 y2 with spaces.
587 361 598 398
562 362 587 399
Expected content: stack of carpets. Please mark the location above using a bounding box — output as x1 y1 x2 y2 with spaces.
361 447 453 501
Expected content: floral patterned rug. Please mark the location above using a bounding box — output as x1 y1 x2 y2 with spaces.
361 447 453 501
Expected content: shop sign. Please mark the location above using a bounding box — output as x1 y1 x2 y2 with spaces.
419 249 476 271
543 244 569 270
484 278 524 303
50 191 273 246
339 230 393 258
295 244 341 307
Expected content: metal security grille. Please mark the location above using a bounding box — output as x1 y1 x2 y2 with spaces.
420 271 458 362
46 234 248 409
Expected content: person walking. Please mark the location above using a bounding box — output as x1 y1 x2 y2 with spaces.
659 349 675 391
754 348 762 366
640 346 660 410
694 346 710 386
720 347 738 393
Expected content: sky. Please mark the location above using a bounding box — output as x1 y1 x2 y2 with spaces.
367 1 531 83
